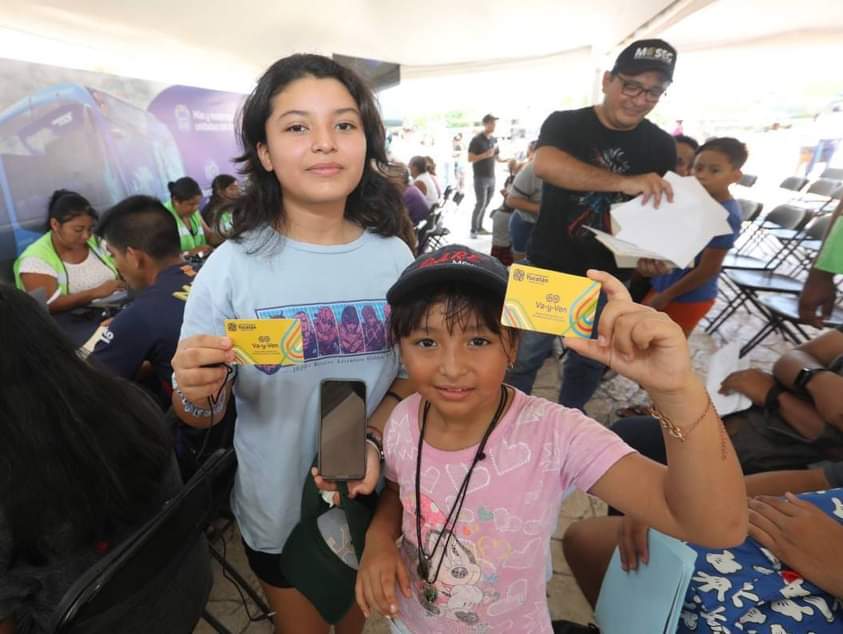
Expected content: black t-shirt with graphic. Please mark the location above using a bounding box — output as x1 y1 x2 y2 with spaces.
527 107 677 277
468 133 498 179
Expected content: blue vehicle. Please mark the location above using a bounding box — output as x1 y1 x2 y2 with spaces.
0 83 184 279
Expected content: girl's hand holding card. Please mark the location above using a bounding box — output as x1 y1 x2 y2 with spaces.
563 269 694 398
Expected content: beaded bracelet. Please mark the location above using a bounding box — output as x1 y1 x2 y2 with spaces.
171 367 235 418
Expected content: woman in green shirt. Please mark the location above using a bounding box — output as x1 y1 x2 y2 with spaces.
14 189 122 313
164 177 213 256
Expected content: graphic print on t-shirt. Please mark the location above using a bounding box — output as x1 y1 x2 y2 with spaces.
568 146 631 239
255 299 389 373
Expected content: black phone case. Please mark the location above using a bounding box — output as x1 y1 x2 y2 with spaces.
318 379 367 481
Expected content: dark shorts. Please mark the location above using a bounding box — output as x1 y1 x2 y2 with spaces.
242 539 292 588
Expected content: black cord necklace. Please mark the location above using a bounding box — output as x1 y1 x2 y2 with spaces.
414 384 508 610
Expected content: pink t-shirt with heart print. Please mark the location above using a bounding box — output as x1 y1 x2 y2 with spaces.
383 388 635 634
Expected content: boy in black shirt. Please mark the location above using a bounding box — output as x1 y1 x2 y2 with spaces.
91 196 195 407
507 39 679 411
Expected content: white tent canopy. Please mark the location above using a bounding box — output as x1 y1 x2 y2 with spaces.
0 0 841 118
7 0 839 91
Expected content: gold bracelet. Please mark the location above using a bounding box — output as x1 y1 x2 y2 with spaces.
650 394 713 442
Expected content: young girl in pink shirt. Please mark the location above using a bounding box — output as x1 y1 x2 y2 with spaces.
356 245 747 633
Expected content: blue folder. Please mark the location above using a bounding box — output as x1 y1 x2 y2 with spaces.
594 529 697 634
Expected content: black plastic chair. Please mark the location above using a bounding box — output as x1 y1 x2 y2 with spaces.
737 174 758 188
706 205 816 334
740 294 843 356
723 204 809 273
51 451 235 633
779 176 808 192
737 199 763 222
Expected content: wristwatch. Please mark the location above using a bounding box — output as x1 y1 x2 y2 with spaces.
794 367 829 393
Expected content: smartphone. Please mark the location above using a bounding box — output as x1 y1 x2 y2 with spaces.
319 379 367 481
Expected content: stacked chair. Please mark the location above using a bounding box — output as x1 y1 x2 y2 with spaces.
705 172 842 355
416 185 464 254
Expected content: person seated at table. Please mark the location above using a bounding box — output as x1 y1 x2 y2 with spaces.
0 283 211 634
386 162 430 226
13 189 122 313
89 195 197 408
409 155 439 209
164 177 212 256
201 174 240 244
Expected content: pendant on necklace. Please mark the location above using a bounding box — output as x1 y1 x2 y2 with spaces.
422 581 438 606
417 559 429 580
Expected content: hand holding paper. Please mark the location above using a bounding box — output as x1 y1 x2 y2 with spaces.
608 171 733 268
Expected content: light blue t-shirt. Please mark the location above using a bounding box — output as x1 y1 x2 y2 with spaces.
181 227 414 552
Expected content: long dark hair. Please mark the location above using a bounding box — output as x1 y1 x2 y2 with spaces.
202 174 237 226
46 189 97 231
0 284 171 563
229 53 403 243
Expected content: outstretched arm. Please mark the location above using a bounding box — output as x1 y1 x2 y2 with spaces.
570 270 746 547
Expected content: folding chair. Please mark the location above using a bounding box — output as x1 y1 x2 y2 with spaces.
723 204 808 273
821 167 843 181
779 176 808 192
737 174 758 188
739 294 843 356
706 210 831 335
706 208 816 334
737 199 763 223
794 178 842 210
51 451 228 633
417 207 450 253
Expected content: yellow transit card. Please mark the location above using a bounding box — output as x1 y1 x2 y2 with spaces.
224 319 304 365
501 264 601 338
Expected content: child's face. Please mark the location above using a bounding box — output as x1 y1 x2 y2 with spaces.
257 76 367 210
693 149 741 201
399 303 513 423
675 142 696 177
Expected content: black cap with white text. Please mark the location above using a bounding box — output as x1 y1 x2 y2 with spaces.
612 39 677 81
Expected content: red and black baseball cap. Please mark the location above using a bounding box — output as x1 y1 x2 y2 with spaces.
387 245 509 305
612 38 677 81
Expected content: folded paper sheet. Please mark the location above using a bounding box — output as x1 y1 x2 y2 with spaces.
706 342 752 417
610 171 733 268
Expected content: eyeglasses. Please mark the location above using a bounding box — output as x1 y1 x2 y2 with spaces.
615 74 668 103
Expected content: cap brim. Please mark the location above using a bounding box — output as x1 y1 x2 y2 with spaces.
387 265 508 305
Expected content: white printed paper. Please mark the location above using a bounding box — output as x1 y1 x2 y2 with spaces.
706 343 752 417
610 172 733 269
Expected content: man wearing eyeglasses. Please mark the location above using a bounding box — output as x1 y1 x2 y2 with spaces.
507 39 679 412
